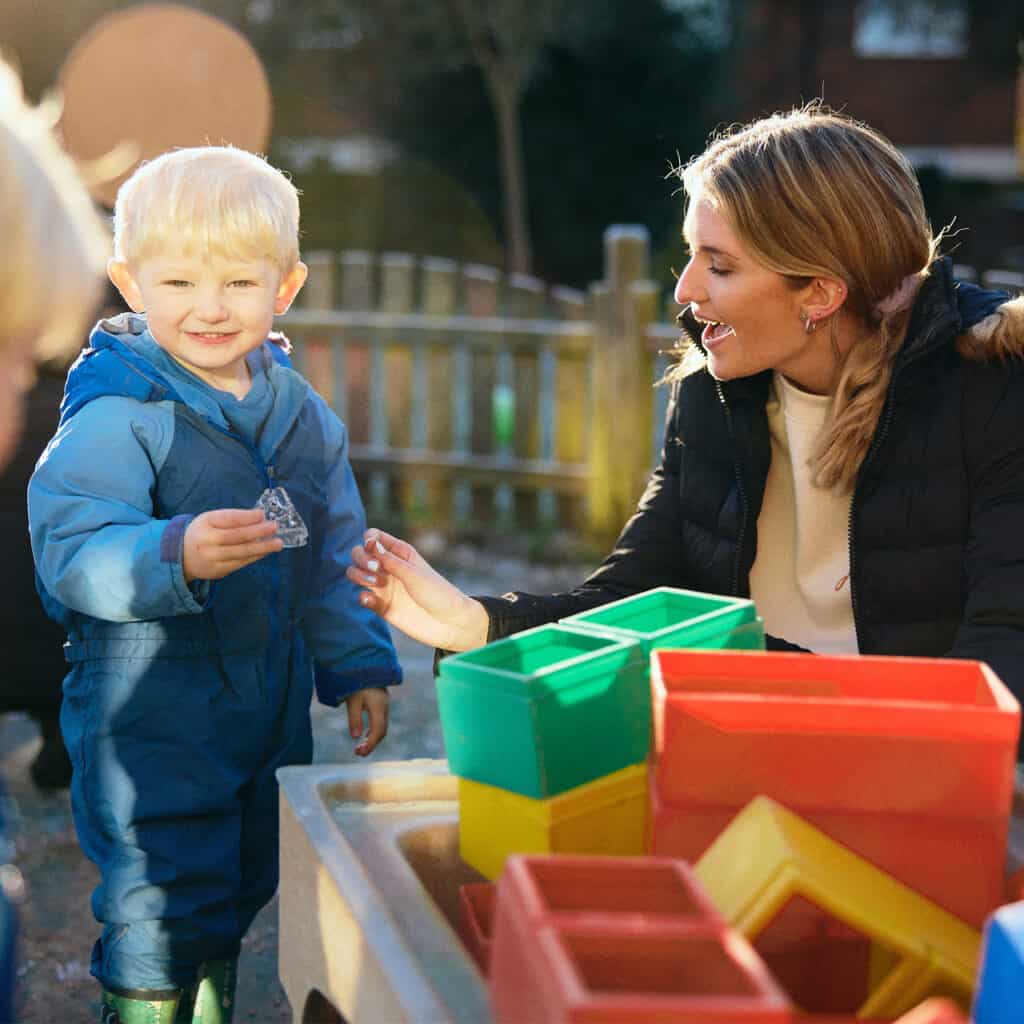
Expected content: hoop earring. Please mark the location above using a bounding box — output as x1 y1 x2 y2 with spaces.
799 311 818 335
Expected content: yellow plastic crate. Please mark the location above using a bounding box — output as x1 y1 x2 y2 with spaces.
693 796 981 1019
459 764 648 880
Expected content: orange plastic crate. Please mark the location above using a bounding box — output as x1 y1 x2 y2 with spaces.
648 777 1008 929
649 650 1020 927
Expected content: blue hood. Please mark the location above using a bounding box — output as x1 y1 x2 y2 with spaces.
61 313 305 454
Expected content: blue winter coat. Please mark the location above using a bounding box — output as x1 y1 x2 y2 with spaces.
29 314 401 704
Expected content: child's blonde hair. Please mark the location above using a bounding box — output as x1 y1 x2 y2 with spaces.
113 146 300 274
0 60 108 360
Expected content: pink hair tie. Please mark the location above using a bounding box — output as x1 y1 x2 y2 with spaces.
875 274 920 316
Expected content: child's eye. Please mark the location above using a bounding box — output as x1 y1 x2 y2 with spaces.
229 280 258 288
163 280 192 288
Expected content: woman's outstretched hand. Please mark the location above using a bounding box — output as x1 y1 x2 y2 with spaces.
347 529 490 652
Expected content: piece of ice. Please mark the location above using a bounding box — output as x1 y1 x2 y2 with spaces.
255 486 309 548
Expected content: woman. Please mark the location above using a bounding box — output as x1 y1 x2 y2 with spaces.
346 105 1024 731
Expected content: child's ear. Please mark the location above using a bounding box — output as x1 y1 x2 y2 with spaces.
275 262 308 315
107 260 145 312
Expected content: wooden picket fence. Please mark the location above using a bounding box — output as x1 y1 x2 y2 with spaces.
281 226 679 542
280 228 1024 543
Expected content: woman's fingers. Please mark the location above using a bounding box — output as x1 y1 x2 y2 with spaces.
364 529 422 567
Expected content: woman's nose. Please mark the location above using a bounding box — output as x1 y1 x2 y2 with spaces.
674 261 699 305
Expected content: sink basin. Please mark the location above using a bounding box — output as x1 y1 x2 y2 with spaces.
277 759 492 1024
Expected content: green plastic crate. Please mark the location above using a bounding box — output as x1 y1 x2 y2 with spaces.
436 624 648 799
561 587 761 656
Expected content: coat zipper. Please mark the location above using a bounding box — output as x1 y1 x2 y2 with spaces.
716 381 750 598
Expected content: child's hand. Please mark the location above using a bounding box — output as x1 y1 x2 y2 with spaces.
345 686 390 756
183 508 283 582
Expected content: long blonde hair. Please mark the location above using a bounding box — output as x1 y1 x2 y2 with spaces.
672 104 939 492
0 60 108 361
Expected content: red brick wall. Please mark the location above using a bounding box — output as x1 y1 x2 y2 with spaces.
730 2 1015 147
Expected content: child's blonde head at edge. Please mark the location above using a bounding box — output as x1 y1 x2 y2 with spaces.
112 146 301 275
0 60 108 361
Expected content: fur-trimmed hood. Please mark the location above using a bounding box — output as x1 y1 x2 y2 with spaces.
958 293 1024 363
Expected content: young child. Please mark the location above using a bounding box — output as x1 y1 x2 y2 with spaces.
28 146 402 1024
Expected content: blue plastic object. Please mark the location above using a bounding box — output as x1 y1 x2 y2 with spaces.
973 900 1024 1023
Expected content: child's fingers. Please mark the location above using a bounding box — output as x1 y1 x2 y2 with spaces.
204 508 268 529
355 706 389 756
345 697 364 740
214 520 281 546
211 539 284 573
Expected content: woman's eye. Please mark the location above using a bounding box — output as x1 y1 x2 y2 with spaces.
709 264 730 277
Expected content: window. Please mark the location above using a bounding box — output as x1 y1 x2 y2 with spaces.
853 0 967 58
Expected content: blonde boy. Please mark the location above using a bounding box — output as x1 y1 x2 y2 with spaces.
29 147 401 1024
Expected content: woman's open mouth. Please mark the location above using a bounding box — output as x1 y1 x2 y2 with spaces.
700 321 735 348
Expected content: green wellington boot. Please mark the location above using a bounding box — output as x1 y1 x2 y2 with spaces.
190 959 237 1024
99 987 182 1024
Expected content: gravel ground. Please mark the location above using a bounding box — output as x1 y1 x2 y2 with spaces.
0 547 589 1023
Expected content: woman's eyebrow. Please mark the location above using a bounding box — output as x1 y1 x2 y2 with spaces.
691 243 738 260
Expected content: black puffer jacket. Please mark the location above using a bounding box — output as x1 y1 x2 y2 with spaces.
478 259 1024 712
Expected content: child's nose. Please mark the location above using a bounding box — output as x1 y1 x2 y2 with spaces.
194 290 229 322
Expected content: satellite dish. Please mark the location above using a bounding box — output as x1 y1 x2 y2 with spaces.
58 3 272 207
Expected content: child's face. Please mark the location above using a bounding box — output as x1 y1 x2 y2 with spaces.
108 248 305 393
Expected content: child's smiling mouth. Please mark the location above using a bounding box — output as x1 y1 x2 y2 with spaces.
188 331 239 344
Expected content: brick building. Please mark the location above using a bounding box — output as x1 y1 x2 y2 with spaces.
725 0 1022 268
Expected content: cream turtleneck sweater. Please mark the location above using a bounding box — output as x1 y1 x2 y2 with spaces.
747 372 858 654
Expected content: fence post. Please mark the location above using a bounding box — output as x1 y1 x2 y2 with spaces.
586 225 655 543
301 251 335 309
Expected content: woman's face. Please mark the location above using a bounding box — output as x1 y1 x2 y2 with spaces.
674 198 835 394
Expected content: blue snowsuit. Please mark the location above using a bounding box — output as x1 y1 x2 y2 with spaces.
28 314 402 992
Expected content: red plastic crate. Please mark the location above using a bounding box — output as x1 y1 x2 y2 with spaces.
649 650 1020 927
497 854 725 929
490 920 791 1023
457 882 496 975
488 855 790 1023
